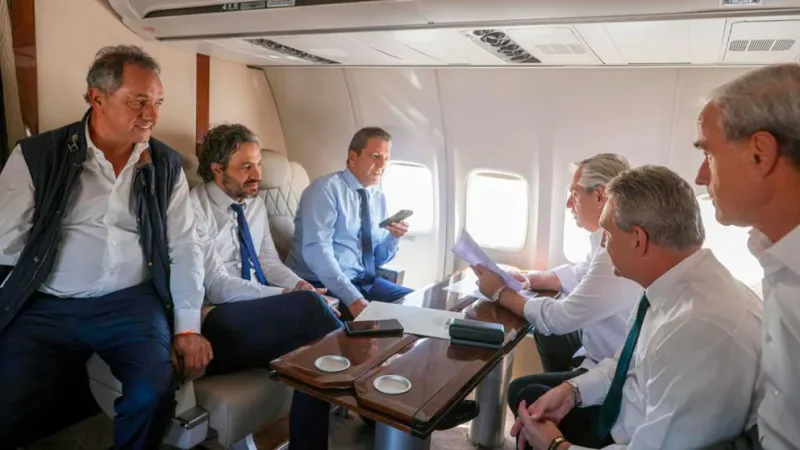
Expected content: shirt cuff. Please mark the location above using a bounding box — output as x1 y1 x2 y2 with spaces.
523 296 549 333
572 367 610 406
551 264 579 293
174 307 202 336
339 282 364 307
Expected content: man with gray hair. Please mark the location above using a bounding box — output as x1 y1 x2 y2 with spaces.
474 153 642 410
695 62 800 450
0 45 210 448
507 165 763 450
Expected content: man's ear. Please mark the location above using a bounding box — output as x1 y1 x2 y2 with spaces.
210 162 223 176
593 186 606 204
632 226 648 256
88 87 105 110
750 130 781 177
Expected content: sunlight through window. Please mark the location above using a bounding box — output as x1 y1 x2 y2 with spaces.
698 194 763 294
563 208 592 264
465 170 528 251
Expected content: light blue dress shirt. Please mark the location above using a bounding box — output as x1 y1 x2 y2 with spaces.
286 169 399 306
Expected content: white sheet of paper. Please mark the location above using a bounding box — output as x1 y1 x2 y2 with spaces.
443 277 540 301
354 301 465 340
451 229 524 292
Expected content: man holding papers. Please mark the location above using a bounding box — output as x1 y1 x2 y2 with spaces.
472 154 641 411
507 166 763 450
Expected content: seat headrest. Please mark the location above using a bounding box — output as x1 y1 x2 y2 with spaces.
180 152 204 189
260 149 292 189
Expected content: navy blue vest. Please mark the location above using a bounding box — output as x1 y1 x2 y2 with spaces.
0 110 182 335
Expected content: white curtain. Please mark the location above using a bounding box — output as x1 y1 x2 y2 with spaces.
0 0 25 162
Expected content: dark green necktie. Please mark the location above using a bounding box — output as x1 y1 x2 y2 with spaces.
594 294 650 440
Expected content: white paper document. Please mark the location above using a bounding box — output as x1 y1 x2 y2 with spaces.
443 277 540 301
354 301 465 340
451 229 524 291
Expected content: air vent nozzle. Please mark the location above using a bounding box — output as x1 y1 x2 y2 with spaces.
246 38 340 64
464 29 541 64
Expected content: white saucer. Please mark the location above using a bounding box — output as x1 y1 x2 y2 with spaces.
314 355 351 373
373 375 412 395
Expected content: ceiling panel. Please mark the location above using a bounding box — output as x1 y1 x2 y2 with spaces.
268 32 444 65
504 26 601 65
723 18 800 63
390 29 506 65
600 19 727 64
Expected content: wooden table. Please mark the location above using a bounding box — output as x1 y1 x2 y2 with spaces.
270 270 544 449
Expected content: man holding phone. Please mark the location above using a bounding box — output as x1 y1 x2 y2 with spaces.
286 127 413 320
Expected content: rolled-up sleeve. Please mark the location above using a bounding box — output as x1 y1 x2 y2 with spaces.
300 183 362 306
166 170 205 335
0 145 34 268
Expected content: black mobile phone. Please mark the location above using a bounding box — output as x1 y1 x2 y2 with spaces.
379 209 414 228
344 319 404 336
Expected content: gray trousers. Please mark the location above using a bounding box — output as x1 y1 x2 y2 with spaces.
702 426 762 450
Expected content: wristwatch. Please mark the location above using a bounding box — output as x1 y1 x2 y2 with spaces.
548 436 567 450
490 285 507 302
565 379 582 407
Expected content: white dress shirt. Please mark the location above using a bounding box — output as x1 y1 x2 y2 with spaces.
524 230 643 368
571 249 764 450
190 181 302 304
749 225 800 450
0 131 205 335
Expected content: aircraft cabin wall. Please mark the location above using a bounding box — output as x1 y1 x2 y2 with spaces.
29 0 285 161
266 66 763 293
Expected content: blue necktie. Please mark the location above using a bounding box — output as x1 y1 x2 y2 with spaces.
594 294 650 440
356 188 376 288
230 203 268 286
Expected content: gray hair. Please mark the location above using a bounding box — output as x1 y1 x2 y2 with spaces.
709 63 800 168
84 45 161 103
606 165 705 252
573 153 631 192
198 123 260 183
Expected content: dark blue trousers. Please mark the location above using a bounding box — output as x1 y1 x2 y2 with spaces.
0 283 175 450
201 290 343 450
311 277 414 321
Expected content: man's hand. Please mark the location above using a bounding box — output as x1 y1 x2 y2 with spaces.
511 383 575 436
323 295 341 317
513 400 569 450
172 333 213 379
472 264 506 298
508 270 532 290
348 298 369 318
295 280 328 296
386 220 409 238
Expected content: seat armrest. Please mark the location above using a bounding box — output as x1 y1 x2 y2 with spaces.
376 265 405 285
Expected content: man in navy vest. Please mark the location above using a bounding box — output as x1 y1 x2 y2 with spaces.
0 45 211 449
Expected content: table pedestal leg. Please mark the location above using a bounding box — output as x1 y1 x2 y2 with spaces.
469 350 515 448
374 422 431 450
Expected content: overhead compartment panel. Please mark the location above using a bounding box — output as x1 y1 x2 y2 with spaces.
722 18 800 63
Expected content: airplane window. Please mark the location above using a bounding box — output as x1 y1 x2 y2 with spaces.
563 207 592 264
465 170 528 251
381 161 435 234
697 194 764 296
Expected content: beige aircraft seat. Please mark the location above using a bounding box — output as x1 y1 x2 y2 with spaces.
86 152 292 450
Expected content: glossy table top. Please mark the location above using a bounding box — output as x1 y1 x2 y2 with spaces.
271 270 544 437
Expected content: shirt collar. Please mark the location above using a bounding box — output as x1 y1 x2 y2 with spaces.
341 168 379 193
206 181 253 212
589 229 604 253
646 248 709 311
84 120 149 163
749 225 800 277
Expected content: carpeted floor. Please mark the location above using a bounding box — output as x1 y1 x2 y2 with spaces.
30 407 518 450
